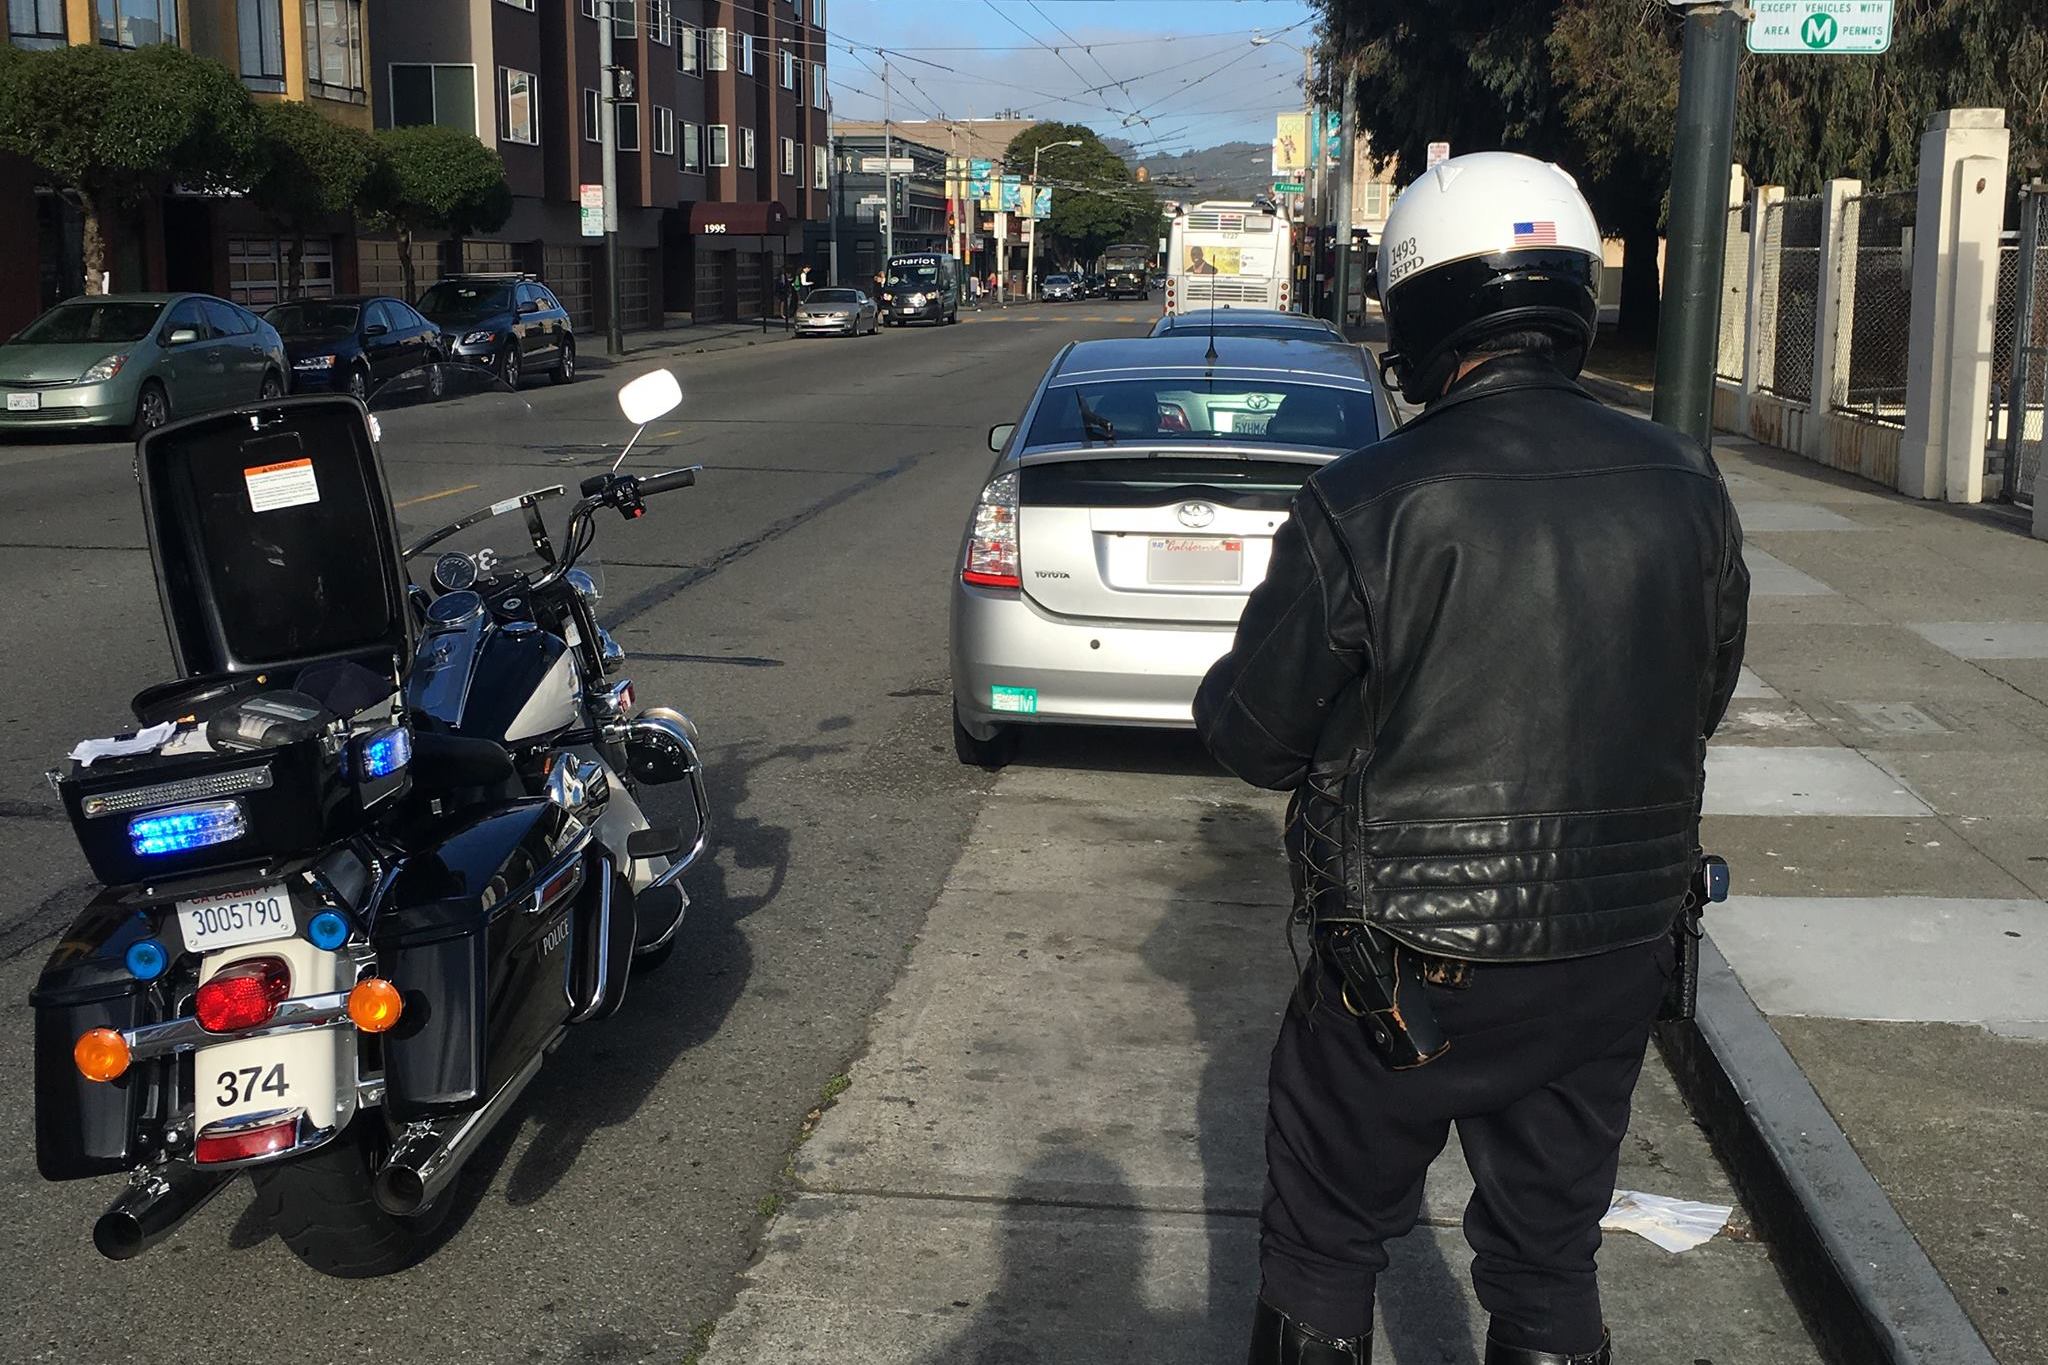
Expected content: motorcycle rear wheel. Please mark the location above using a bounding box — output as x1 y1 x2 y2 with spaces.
250 1117 452 1277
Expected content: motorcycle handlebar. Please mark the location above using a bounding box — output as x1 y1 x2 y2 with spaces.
636 467 698 496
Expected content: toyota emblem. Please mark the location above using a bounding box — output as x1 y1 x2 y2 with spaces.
1177 502 1217 529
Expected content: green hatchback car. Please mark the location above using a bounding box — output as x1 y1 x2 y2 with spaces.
0 293 288 438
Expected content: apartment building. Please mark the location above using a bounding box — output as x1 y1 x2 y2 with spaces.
1 0 373 330
367 0 829 326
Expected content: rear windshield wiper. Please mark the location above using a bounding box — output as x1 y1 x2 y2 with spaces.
1076 391 1117 443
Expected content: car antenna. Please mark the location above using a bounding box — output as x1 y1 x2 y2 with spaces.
1205 299 1219 365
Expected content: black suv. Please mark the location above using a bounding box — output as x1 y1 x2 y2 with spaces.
416 273 575 388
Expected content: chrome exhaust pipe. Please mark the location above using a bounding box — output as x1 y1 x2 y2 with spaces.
93 1164 233 1261
373 1043 551 1217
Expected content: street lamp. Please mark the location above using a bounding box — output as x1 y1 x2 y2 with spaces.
1026 139 1083 302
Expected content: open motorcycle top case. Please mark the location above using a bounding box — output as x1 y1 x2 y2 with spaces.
372 798 588 1123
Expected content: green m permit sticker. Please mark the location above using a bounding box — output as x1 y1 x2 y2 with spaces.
990 685 1038 715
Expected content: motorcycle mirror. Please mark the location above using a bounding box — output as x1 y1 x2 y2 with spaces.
619 369 682 426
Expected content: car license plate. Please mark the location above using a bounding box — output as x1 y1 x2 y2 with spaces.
1148 536 1243 585
176 883 293 953
6 392 40 411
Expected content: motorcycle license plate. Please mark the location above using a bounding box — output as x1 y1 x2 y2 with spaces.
176 882 293 954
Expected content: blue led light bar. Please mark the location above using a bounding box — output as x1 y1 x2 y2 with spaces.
128 800 247 857
357 726 412 781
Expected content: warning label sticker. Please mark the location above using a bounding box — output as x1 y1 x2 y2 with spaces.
244 458 320 512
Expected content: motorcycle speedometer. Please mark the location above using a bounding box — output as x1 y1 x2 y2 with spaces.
433 551 479 592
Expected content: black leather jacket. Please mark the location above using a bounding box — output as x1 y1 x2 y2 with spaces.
1194 357 1750 962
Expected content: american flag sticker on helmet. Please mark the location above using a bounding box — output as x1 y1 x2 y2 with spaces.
1513 221 1559 246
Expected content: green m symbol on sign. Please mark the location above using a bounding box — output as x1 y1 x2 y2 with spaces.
1801 12 1839 47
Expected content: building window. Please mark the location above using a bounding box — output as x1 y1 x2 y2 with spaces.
496 0 534 9
99 0 178 48
737 30 753 75
708 124 730 168
677 23 698 73
614 100 639 152
8 0 66 49
812 0 824 25
649 0 670 43
609 0 634 38
583 88 601 142
653 105 674 156
813 142 828 190
303 0 365 101
682 121 702 173
391 64 477 135
579 0 598 15
779 136 794 176
234 0 285 90
499 68 539 145
740 126 755 169
706 27 728 71
780 48 796 90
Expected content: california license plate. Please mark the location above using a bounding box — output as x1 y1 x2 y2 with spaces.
176 883 293 953
6 392 39 411
1148 536 1244 585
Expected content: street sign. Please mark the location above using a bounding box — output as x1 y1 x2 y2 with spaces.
1746 1 1893 54
579 184 604 239
861 156 915 174
858 194 887 206
1273 180 1304 195
1426 141 1451 169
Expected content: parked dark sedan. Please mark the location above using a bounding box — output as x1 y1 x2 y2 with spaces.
265 296 445 402
416 273 575 389
1082 273 1108 298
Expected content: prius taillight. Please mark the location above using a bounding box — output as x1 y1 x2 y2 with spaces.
962 471 1021 590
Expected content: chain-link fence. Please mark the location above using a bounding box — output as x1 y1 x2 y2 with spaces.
1752 200 1785 392
1764 195 1823 402
1830 190 1916 426
1994 193 2048 503
1716 204 1749 382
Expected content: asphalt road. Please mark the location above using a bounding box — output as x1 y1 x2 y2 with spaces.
0 299 1146 1364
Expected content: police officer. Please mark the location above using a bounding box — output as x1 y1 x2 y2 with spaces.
1194 152 1750 1365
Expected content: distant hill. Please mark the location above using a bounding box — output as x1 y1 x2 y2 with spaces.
1106 138 1273 202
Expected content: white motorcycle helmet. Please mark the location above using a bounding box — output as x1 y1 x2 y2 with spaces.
1375 151 1604 406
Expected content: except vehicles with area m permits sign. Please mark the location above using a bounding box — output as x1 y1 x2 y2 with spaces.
1746 0 1893 54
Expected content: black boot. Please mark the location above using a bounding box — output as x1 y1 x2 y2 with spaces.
1482 1327 1611 1364
1246 1297 1371 1364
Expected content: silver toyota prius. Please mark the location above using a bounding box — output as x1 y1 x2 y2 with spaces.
949 334 1393 765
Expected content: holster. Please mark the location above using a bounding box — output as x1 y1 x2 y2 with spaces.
1320 922 1453 1070
1658 853 1729 1022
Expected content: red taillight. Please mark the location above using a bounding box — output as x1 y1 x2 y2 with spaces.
195 956 291 1033
1159 402 1190 433
962 471 1021 590
194 1112 300 1164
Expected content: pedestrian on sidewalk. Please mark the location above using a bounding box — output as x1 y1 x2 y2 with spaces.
1195 152 1751 1365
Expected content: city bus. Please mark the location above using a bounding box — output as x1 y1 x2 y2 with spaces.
1101 243 1153 300
1164 199 1293 314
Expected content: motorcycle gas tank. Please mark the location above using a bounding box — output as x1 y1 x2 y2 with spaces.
407 607 579 744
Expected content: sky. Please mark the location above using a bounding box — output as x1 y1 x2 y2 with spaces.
824 0 1321 155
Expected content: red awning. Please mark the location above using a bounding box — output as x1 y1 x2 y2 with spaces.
688 201 788 236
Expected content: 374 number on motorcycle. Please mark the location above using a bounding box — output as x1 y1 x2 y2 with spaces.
215 1063 288 1107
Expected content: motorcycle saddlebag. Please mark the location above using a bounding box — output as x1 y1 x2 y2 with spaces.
372 799 585 1122
30 894 173 1180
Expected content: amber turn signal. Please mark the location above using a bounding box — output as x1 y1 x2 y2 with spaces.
347 977 403 1033
74 1027 131 1082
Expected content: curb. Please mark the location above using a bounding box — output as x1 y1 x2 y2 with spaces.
1578 371 1655 412
1655 937 1999 1365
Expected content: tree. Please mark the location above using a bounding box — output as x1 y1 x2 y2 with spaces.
361 125 513 302
249 100 379 299
0 42 259 295
1317 0 2048 342
1004 122 1157 266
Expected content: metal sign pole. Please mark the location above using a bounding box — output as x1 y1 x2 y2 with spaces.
1651 2 1744 445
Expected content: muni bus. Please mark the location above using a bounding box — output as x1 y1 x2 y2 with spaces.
1164 198 1294 314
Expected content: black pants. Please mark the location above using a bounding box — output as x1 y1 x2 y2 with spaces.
1259 934 1673 1353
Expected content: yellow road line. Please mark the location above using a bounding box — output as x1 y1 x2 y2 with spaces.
396 482 480 509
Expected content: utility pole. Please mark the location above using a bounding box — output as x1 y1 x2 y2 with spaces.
598 2 625 357
828 133 841 286
882 56 895 263
1301 45 1315 312
1652 2 1743 445
1331 63 1357 331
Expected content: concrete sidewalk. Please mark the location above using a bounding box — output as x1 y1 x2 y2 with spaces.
1692 434 2048 1364
700 751 1820 1363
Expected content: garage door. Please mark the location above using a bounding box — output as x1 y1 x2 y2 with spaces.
543 245 597 331
229 236 335 308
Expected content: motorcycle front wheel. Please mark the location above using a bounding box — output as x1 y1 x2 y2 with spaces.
250 1116 452 1277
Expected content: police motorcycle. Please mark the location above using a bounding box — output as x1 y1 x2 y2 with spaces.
31 363 711 1275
